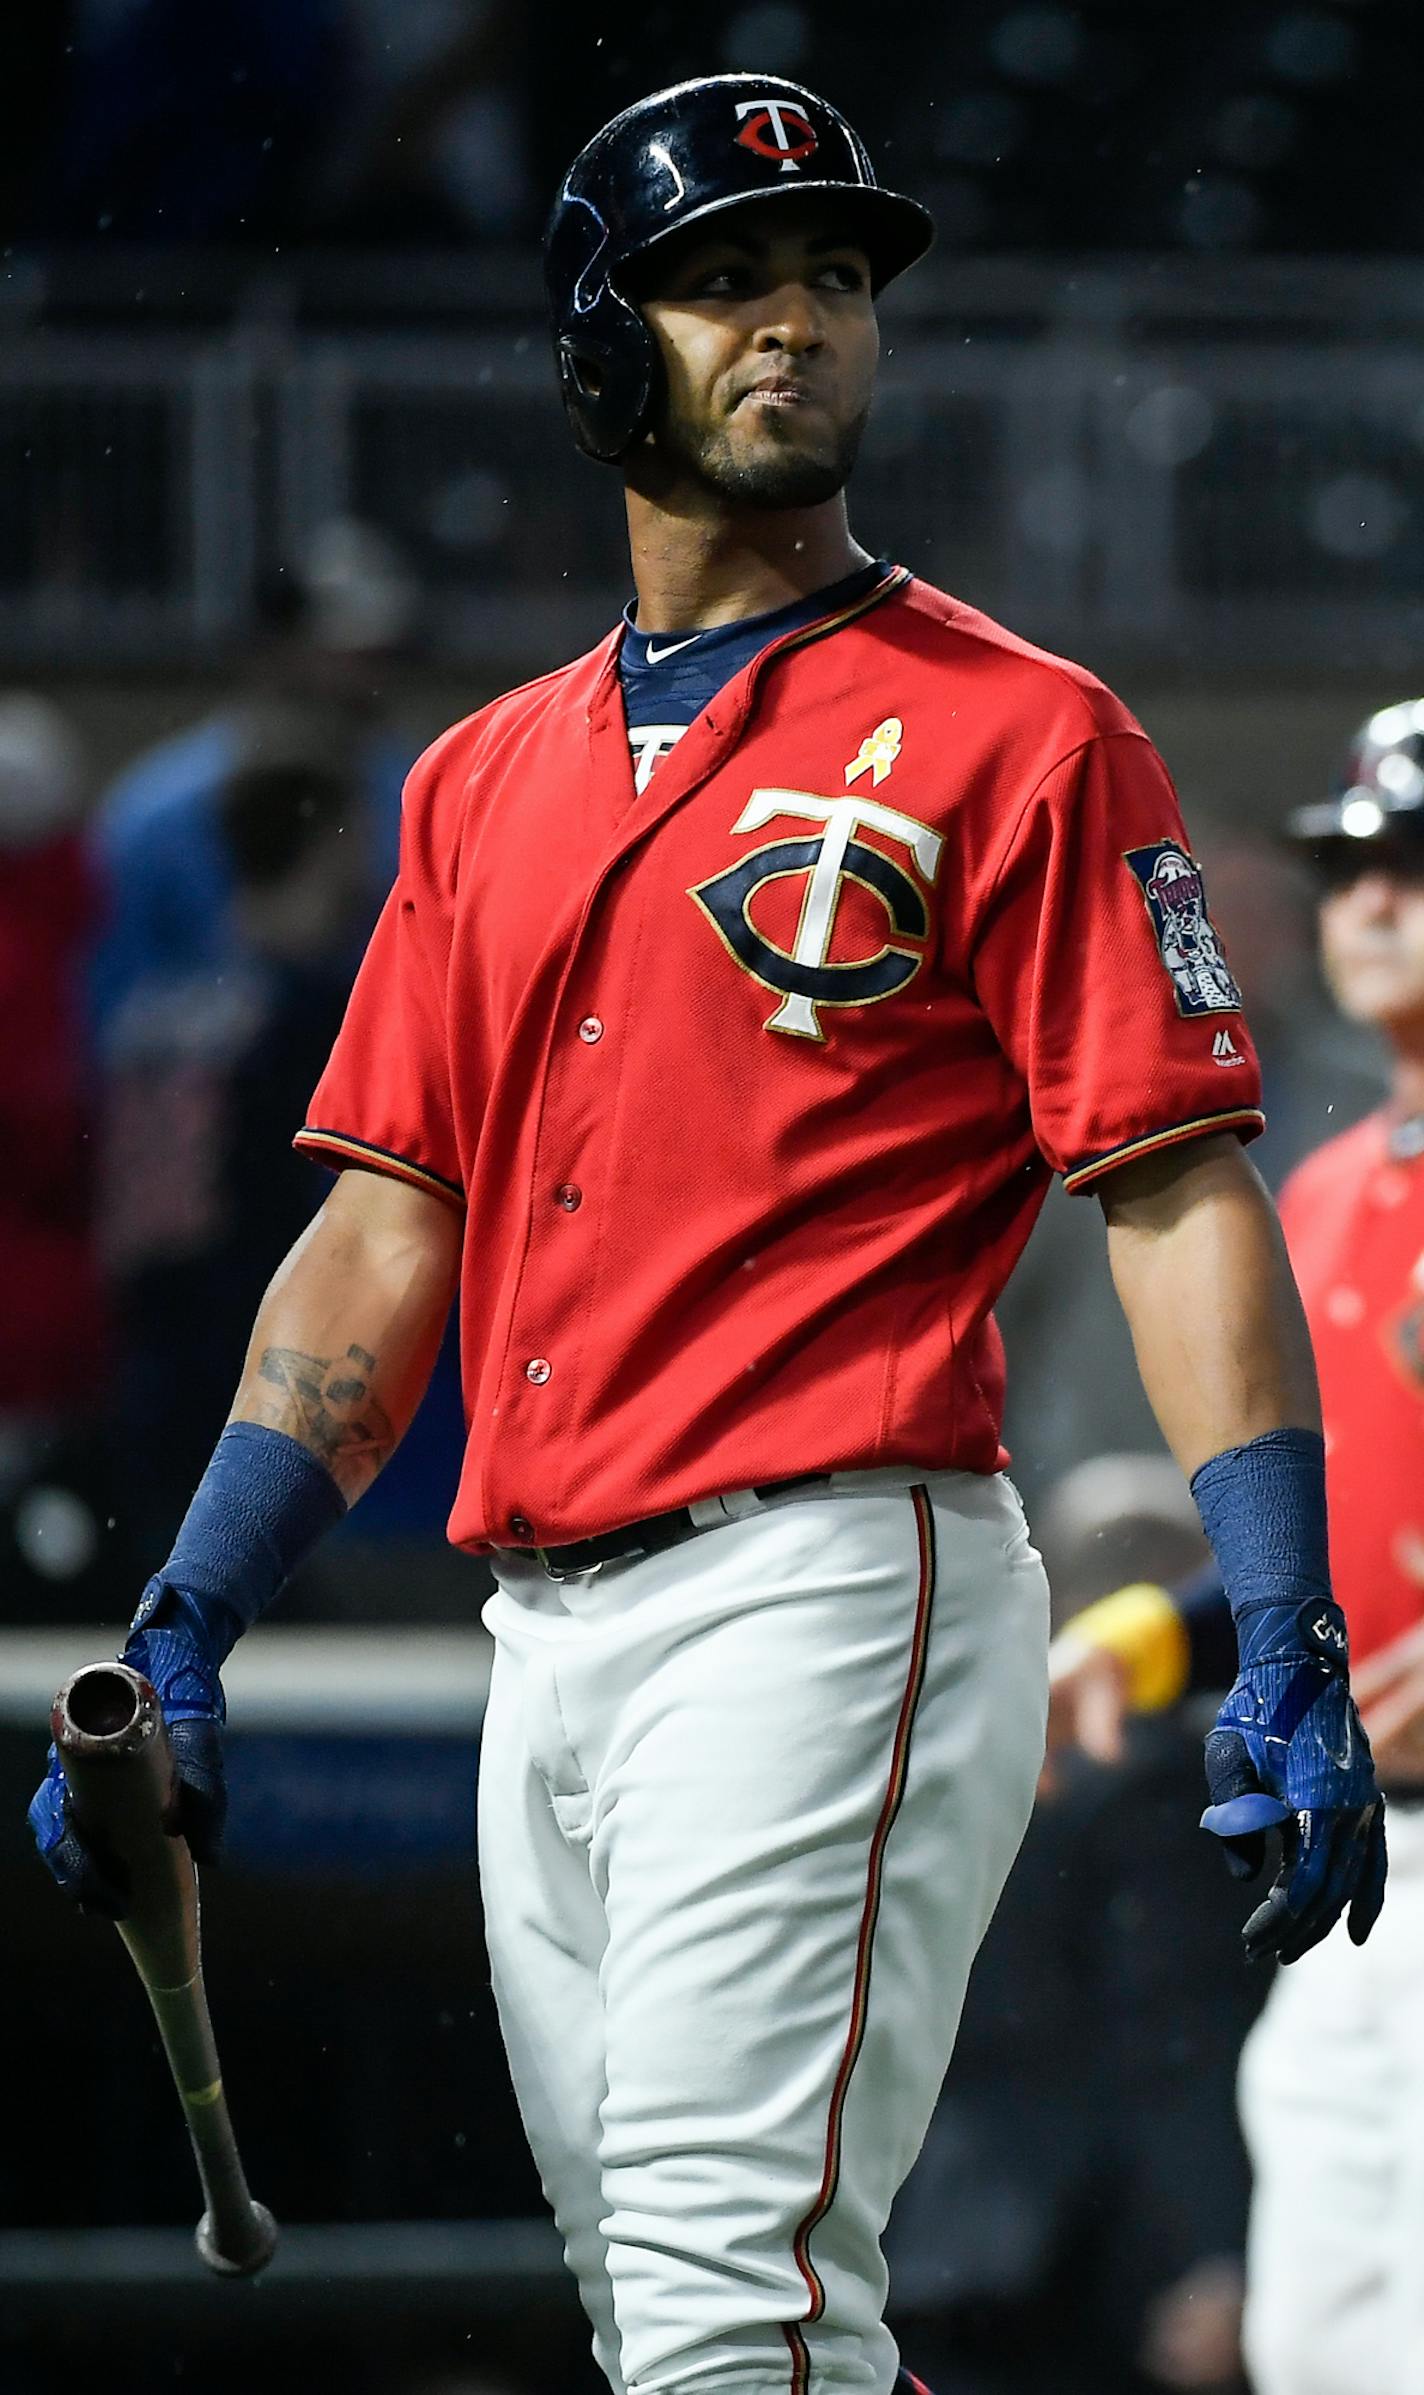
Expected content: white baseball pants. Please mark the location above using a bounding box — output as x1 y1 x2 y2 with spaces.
477 1468 1049 2395
1239 1799 1424 2395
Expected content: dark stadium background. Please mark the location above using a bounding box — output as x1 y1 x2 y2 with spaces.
1 6 1412 2390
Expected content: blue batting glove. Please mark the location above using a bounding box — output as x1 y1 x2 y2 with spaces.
1202 1594 1386 1966
30 1424 343 1918
27 1581 228 1920
28 1743 128 1919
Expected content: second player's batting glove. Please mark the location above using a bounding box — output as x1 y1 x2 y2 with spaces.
28 1581 228 1920
1202 1592 1386 1966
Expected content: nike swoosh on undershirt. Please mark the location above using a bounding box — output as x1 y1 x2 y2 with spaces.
644 635 702 663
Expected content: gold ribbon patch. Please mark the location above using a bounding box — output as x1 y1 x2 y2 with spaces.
844 717 903 789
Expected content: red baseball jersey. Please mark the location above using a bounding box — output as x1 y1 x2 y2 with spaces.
1279 1115 1424 1665
297 569 1263 1552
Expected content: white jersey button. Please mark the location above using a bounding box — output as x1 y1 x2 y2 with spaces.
525 1357 552 1384
578 1015 604 1044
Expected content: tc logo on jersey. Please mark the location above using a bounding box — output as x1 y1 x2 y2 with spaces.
734 97 819 172
1123 841 1242 1018
690 789 944 1041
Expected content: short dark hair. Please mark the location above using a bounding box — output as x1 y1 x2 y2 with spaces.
219 758 350 892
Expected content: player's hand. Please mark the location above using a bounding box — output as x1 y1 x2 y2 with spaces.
1039 1581 1190 1798
1137 2256 1244 2389
1039 1636 1130 1796
1352 1618 1424 1785
1201 1594 1386 1965
27 1580 229 1919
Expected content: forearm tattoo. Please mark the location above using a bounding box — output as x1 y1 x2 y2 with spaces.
254 1344 395 1488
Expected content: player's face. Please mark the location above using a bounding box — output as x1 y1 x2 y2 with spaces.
1319 856 1424 1032
631 206 878 509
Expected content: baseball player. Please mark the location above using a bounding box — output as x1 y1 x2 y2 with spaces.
30 78 1385 2395
1050 704 1424 2395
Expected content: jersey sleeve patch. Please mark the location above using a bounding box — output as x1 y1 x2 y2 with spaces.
1122 840 1243 1017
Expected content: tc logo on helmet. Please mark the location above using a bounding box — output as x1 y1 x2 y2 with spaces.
734 97 819 173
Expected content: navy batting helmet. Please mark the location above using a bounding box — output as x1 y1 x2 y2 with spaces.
1284 700 1424 881
544 75 935 464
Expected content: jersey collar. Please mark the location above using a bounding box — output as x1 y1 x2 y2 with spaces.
619 558 894 672
591 562 910 727
582 563 913 843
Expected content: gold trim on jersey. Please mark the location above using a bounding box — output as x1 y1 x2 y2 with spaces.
292 1128 465 1208
1062 1108 1266 1193
765 563 911 664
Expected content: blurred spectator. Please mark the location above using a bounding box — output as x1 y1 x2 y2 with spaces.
889 1455 1258 2395
99 698 467 1573
0 694 119 1615
89 517 418 1039
0 695 102 1419
1034 1451 1216 1629
100 725 377 1547
89 523 472 1583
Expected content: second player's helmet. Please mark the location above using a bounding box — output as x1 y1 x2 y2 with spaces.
1284 699 1424 878
544 75 934 463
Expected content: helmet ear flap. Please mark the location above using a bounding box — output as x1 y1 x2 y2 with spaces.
555 292 661 464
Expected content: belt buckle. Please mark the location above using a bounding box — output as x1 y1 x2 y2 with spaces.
535 1547 605 1584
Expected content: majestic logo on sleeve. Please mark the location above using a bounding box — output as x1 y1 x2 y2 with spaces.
1123 841 1243 1017
734 98 819 172
690 789 943 1041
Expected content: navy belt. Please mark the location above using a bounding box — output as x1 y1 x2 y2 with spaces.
529 1473 833 1581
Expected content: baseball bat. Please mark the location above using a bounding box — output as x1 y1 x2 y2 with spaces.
51 1660 278 2278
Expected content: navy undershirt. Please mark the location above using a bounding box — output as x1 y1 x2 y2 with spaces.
618 559 890 793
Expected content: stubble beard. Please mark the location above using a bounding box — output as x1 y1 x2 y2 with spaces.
653 395 869 510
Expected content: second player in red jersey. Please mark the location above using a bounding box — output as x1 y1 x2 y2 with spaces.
1280 1116 1424 1669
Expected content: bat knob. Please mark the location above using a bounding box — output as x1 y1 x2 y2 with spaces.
195 2199 279 2278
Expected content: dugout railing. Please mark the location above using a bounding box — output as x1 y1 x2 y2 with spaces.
4 253 1424 676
